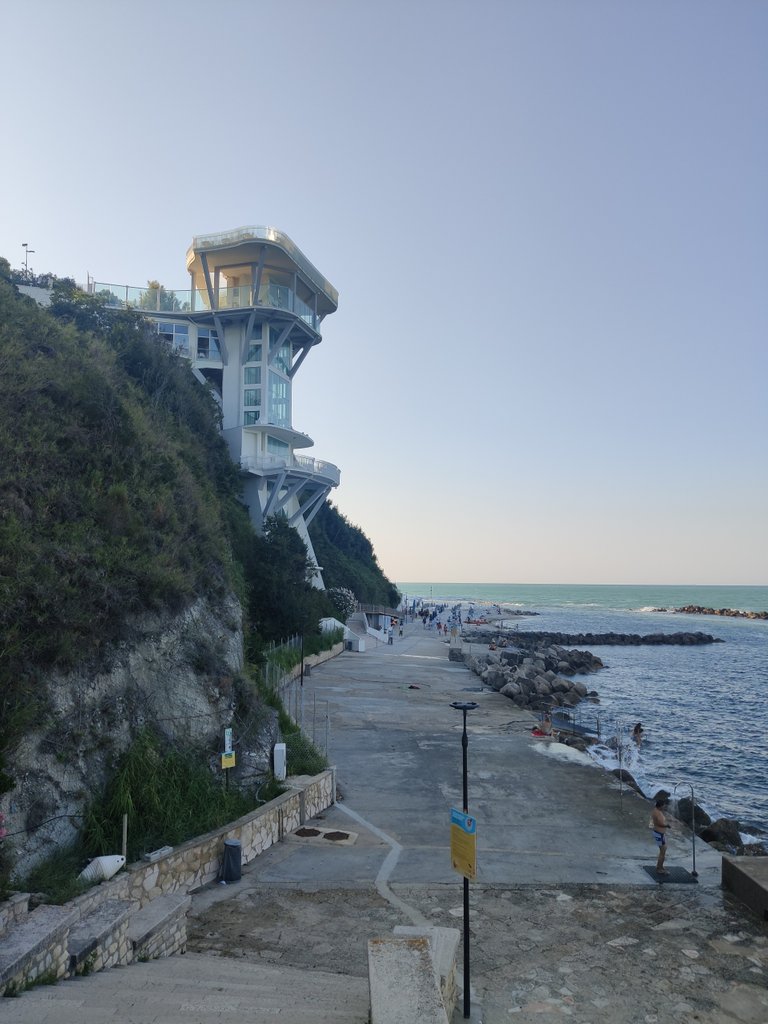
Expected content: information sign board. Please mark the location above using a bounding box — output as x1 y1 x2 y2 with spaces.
450 807 477 880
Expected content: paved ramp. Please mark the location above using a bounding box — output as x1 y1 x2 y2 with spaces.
0 951 369 1023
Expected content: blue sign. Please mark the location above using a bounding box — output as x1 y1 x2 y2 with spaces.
450 808 477 834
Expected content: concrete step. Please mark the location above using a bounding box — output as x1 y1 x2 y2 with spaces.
0 950 370 1023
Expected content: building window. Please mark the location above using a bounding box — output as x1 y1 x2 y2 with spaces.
267 436 289 456
243 388 261 407
156 321 189 354
196 328 220 359
244 366 261 385
269 328 292 374
246 326 262 363
268 372 290 427
244 411 260 425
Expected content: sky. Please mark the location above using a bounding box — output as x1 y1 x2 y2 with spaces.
1 0 766 586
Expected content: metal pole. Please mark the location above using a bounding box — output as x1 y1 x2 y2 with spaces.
461 712 470 1020
451 700 478 1019
673 782 698 877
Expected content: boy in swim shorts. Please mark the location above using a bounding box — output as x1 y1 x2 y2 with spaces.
650 797 671 874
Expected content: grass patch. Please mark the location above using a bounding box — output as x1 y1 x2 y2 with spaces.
21 845 91 905
82 729 257 863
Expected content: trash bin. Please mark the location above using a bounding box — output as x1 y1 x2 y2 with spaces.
220 838 242 883
345 640 353 651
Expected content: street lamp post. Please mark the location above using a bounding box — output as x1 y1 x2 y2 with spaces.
22 242 35 277
450 700 478 1019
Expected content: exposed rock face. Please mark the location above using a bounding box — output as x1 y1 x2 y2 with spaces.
1 592 278 875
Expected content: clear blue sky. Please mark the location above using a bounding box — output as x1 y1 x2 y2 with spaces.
2 1 766 585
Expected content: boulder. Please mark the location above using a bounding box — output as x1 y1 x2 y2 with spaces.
610 769 645 796
699 818 743 851
676 797 711 829
499 681 521 699
484 667 508 691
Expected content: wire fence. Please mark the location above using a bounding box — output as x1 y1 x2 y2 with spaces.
264 638 331 760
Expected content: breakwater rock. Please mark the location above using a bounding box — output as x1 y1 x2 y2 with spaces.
462 644 602 710
665 605 768 621
465 629 722 647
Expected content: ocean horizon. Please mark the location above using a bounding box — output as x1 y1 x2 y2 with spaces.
397 582 768 613
399 582 768 836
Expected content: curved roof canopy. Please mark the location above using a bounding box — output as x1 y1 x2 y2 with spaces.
186 226 338 315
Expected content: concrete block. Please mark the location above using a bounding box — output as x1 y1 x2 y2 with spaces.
368 935 449 1024
722 855 768 920
393 926 460 1017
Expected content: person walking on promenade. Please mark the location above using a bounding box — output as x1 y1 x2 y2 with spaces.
650 797 671 874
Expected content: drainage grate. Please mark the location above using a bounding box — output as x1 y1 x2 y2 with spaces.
643 865 698 884
323 831 350 842
295 827 321 838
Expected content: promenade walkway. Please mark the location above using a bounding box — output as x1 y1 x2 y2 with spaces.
2 621 766 1022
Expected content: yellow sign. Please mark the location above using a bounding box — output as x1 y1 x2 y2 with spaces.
450 808 477 880
221 751 236 769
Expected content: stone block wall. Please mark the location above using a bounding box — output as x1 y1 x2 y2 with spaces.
117 769 334 904
0 892 29 937
0 906 77 995
0 770 335 992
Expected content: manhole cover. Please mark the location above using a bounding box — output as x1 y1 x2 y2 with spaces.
323 831 350 842
295 827 321 838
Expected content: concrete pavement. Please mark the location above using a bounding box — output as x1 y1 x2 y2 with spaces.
3 621 767 1023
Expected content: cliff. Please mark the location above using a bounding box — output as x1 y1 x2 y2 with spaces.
3 593 282 873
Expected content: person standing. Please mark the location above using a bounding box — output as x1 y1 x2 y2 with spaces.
650 798 671 874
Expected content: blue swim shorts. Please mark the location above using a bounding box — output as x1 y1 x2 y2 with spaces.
652 830 666 848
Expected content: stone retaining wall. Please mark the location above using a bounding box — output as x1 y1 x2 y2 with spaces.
0 770 334 994
286 642 344 681
0 892 29 938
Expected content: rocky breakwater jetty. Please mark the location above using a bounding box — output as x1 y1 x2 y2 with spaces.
473 629 723 647
663 605 768 621
457 641 604 710
455 629 721 713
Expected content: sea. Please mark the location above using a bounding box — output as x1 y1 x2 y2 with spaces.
400 584 768 836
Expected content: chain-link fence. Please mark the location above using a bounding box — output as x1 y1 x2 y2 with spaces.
264 639 331 761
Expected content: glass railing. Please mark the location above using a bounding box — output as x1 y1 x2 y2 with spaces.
188 225 339 309
94 283 194 312
241 454 340 486
93 281 316 326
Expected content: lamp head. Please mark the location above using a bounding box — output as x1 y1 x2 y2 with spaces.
450 701 479 712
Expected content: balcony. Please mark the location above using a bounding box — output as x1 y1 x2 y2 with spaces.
91 281 318 329
240 454 340 487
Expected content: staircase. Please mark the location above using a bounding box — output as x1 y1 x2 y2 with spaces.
0 950 370 1023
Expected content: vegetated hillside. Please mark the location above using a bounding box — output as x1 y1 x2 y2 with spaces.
309 502 400 607
0 266 399 788
0 268 248 765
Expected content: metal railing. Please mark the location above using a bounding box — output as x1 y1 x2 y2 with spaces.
240 453 340 485
91 279 319 328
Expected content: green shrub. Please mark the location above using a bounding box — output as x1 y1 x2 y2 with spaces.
81 729 256 863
